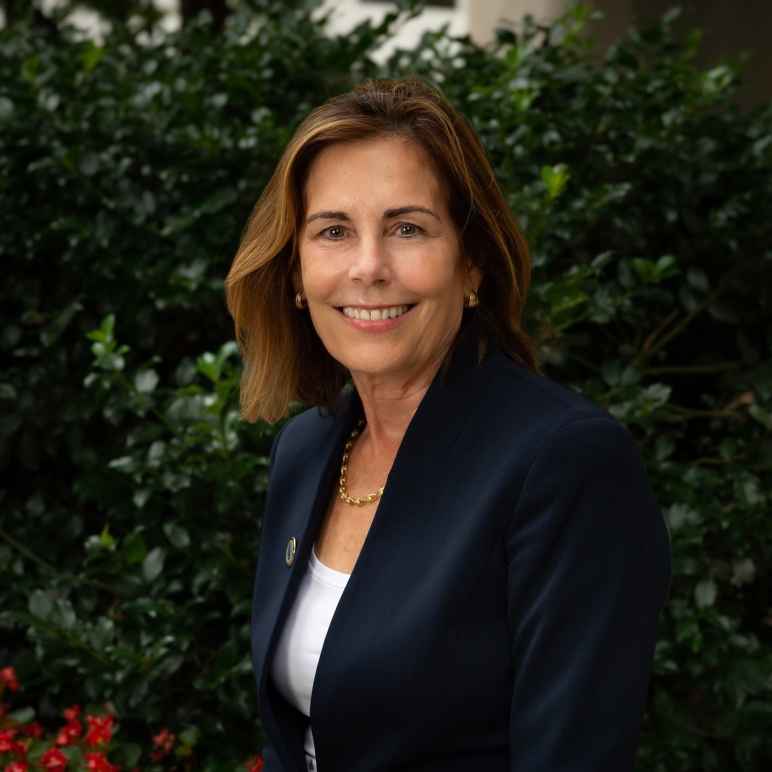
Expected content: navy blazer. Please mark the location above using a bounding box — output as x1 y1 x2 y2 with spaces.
250 326 671 772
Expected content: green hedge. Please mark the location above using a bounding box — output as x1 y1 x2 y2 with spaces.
1 3 771 769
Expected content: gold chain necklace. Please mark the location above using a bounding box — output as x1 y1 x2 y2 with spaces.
338 419 385 507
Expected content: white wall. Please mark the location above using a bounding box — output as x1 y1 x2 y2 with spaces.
37 0 180 36
318 0 570 57
317 0 470 60
468 0 566 45
27 0 570 49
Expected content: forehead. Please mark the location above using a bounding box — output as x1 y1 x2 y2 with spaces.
302 135 446 208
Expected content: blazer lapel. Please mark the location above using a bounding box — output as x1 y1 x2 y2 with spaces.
253 388 359 768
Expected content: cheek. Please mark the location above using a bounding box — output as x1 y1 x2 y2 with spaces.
299 251 337 297
414 266 466 305
401 251 464 295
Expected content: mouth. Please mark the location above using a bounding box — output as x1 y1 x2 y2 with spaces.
336 304 416 321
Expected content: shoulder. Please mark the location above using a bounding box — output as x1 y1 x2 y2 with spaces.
482 359 666 556
471 351 623 445
270 404 337 468
467 354 658 514
269 386 356 471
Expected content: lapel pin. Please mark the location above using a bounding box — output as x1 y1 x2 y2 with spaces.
285 536 297 567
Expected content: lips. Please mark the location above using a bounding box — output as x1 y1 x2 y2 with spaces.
339 305 414 321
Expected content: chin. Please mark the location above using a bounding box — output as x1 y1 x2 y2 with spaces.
336 349 412 379
343 358 406 379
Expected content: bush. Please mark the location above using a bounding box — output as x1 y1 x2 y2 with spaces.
1 3 770 769
0 664 265 770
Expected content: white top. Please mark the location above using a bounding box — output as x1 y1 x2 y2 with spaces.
271 544 351 764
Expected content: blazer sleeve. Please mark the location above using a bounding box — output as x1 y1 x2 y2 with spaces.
505 415 671 772
257 423 287 771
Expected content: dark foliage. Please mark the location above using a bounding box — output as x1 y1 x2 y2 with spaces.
1 3 770 768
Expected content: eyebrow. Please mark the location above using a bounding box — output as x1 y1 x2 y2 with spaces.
305 205 440 225
305 210 351 225
385 205 439 220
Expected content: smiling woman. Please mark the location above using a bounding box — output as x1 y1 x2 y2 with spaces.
225 78 536 424
298 135 478 393
225 79 670 772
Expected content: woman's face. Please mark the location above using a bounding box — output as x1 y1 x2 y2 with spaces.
297 134 479 389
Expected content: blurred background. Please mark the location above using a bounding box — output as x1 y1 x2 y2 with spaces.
1 1 771 770
3 0 772 105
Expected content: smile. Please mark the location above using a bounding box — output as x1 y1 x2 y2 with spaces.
339 305 413 321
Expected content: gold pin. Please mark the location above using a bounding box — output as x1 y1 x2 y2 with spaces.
285 537 297 567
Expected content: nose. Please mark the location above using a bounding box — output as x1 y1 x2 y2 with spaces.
348 232 390 286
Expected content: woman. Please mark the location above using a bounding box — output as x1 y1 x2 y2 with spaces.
225 78 671 772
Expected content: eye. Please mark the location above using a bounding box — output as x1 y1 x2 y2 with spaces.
321 225 346 240
396 222 422 237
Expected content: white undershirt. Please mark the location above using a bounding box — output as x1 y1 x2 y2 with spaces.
271 544 351 763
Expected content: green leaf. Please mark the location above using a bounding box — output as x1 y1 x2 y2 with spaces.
667 503 700 530
749 404 772 430
143 547 166 582
108 456 135 473
540 163 570 201
179 726 201 747
99 523 116 550
695 579 717 608
81 42 105 72
54 598 77 630
114 742 142 767
135 368 160 394
731 558 756 587
123 531 147 565
164 523 191 549
8 707 35 723
0 383 17 400
87 314 116 344
29 589 53 619
739 475 764 507
0 97 14 122
196 352 221 383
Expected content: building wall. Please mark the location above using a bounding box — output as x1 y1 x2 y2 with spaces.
318 0 567 50
467 0 565 45
318 0 468 60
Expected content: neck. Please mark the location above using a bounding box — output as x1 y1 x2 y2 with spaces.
350 356 444 457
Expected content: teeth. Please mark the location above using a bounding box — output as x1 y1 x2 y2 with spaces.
342 305 410 321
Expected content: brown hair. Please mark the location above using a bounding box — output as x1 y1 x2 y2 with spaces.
225 78 539 423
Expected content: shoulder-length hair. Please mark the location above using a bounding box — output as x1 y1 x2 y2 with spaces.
225 78 539 423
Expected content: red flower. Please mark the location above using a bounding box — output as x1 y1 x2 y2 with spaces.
244 755 264 772
20 723 43 739
150 728 175 762
55 719 82 747
62 706 81 722
84 752 119 772
5 761 29 772
85 715 115 747
0 729 25 758
0 668 20 693
41 748 68 771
